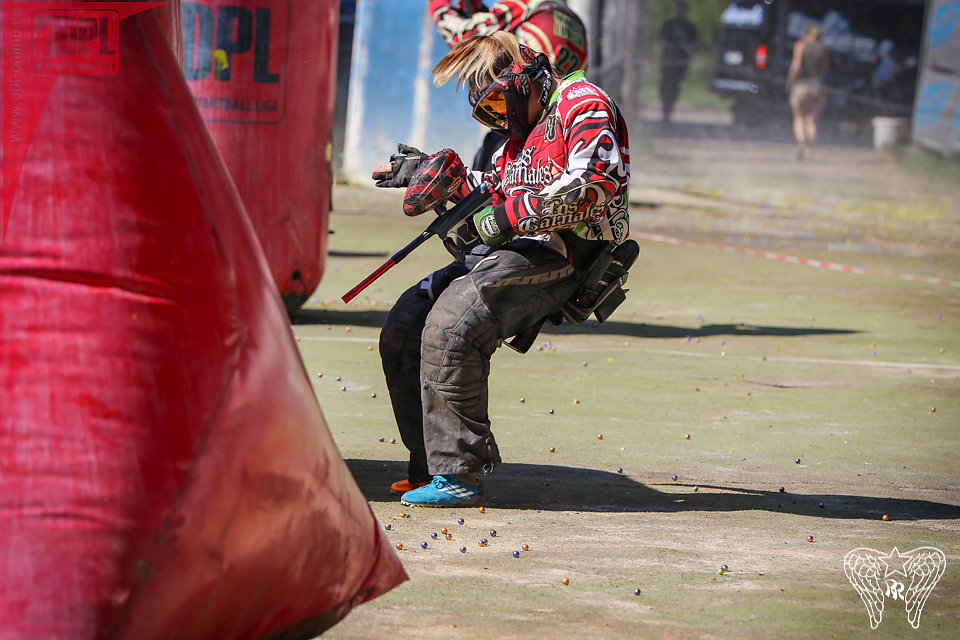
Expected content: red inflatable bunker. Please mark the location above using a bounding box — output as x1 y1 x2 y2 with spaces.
181 0 336 313
0 8 404 640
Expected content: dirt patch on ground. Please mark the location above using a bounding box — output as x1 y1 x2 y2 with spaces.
312 130 959 639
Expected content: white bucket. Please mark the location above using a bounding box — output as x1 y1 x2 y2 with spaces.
872 117 909 150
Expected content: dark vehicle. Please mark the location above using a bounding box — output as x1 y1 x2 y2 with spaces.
712 0 926 123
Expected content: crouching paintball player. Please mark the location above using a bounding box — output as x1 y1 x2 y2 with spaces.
370 32 634 507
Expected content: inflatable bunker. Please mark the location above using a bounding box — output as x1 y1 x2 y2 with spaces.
181 0 337 313
0 7 405 639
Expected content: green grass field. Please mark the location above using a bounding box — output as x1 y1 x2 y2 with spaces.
297 138 959 639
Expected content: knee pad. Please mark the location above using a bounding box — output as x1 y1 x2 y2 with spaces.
422 280 499 372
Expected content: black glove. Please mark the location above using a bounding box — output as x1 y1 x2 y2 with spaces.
371 143 429 188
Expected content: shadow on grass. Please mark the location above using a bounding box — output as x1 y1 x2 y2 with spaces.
291 309 389 326
542 322 859 339
345 458 959 521
328 249 389 258
293 309 858 339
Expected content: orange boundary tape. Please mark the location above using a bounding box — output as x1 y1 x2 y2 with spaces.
633 233 960 289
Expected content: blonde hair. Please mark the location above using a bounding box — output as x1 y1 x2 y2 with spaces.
805 25 821 41
432 31 524 96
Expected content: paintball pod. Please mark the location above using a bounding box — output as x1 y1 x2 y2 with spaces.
341 183 492 303
561 239 640 325
502 237 640 354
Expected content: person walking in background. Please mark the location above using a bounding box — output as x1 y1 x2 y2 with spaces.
430 0 588 169
787 24 830 161
658 0 699 124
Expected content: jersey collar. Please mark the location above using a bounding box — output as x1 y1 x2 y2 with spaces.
549 70 587 105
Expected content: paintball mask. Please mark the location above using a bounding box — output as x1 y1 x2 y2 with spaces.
470 49 553 140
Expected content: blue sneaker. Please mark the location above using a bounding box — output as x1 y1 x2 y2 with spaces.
400 475 483 507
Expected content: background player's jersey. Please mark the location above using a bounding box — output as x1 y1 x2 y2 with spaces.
430 0 588 75
477 71 630 253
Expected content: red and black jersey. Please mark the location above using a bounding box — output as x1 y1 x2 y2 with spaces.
430 0 588 74
472 71 630 254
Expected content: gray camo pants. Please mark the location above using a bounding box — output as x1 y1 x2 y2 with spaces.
379 240 579 477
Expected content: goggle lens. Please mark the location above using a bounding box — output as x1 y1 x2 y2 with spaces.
472 88 509 131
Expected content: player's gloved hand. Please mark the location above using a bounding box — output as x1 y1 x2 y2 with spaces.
471 204 514 247
402 148 467 216
371 143 429 188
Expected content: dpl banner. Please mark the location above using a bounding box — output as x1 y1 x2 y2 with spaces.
181 0 337 312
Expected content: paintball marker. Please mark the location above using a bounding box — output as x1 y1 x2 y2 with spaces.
341 182 492 303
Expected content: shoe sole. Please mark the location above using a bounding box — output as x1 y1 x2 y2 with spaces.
390 484 428 496
400 495 483 508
